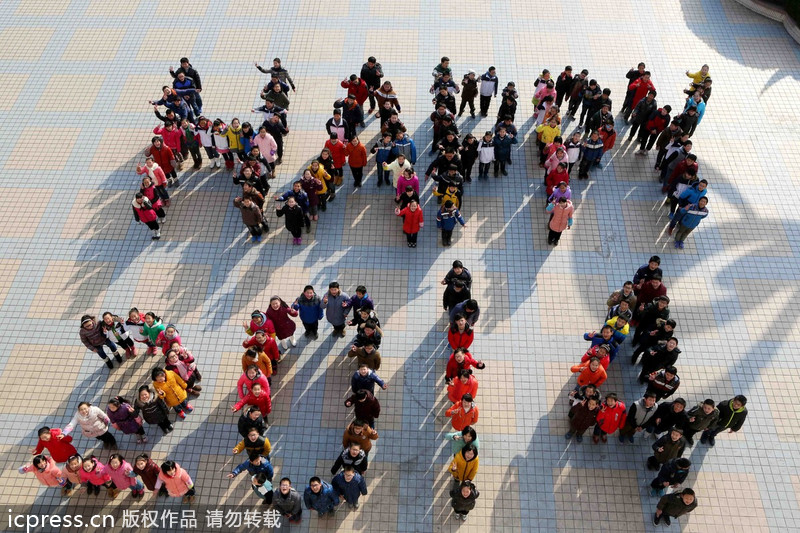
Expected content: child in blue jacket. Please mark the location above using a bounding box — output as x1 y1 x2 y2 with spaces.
292 286 323 340
437 200 467 246
578 131 604 179
673 197 708 249
371 133 395 187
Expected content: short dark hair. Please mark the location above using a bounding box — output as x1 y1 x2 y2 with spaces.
310 476 321 484
734 395 748 405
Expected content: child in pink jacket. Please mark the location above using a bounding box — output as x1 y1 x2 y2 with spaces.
18 455 65 489
155 324 182 354
79 456 113 497
136 156 170 205
105 454 145 499
156 460 196 503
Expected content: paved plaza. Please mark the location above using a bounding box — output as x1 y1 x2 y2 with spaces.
0 0 799 531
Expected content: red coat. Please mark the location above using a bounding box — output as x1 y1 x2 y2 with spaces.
645 111 669 134
234 390 272 415
445 351 481 380
341 79 369 105
325 140 347 168
346 142 368 167
153 126 184 152
596 401 627 433
628 78 656 109
266 305 298 339
32 428 77 463
637 282 667 308
132 198 163 223
243 335 280 362
447 328 474 351
599 129 616 153
145 144 175 175
398 206 423 234
581 345 610 369
545 168 570 196
448 375 479 403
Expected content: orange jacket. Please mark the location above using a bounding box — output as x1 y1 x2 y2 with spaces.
446 401 479 431
570 363 607 387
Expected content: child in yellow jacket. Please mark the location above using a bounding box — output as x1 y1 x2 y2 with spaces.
151 368 193 419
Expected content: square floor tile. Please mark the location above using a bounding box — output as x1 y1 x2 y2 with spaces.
27 260 116 320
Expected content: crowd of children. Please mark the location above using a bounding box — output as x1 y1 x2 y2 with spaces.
18 52 726 527
564 256 748 526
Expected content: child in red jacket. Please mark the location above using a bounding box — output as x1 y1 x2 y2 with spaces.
593 393 627 444
394 199 424 247
31 427 77 463
324 133 347 185
598 121 617 165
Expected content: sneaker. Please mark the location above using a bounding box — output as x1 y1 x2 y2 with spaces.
708 436 715 447
408 242 413 247
501 169 508 176
105 359 114 369
677 241 684 249
377 180 382 187
177 410 186 419
141 434 148 444
575 435 583 443
185 403 194 413
685 436 694 446
164 425 174 434
628 436 634 444
653 513 661 526
470 113 475 118
305 225 310 234
353 502 360 509
290 336 297 347
668 226 674 235
114 351 124 363
457 112 463 117
136 435 144 444
674 241 680 249
173 178 180 187
700 433 708 444
564 431 573 440
663 515 671 526
600 434 607 443
592 435 600 444
252 236 259 243
618 434 625 444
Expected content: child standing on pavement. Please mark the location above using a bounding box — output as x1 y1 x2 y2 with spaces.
395 199 424 247
437 200 467 247
275 196 304 245
293 285 323 340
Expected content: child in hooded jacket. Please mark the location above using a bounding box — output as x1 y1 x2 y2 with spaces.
151 367 193 419
266 296 298 350
155 323 181 355
136 156 170 205
395 199 424 247
18 455 65 490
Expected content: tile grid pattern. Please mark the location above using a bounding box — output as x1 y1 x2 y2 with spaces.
0 0 798 532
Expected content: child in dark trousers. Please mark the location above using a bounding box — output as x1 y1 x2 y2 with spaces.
275 196 304 245
450 481 479 521
292 285 323 340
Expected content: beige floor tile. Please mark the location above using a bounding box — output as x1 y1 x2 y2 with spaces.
85 0 141 17
0 188 52 238
0 259 21 306
734 279 800 342
453 196 506 250
0 27 55 61
89 128 147 171
27 260 116 320
198 75 263 115
36 75 104 111
0 345 84 416
154 0 208 17
536 272 608 335
15 0 70 16
289 76 343 114
132 263 212 324
553 466 644 532
470 270 511 334
680 471 768 532
0 74 29 110
211 29 272 62
159 190 228 242
289 31 342 63
5 127 80 170
135 29 199 62
115 75 169 112
60 190 131 240
61 29 123 61
226 0 278 16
